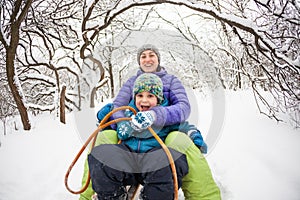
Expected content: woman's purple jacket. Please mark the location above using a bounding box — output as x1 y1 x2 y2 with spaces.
112 68 191 127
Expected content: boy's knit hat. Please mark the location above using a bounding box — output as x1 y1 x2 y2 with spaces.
133 73 164 105
137 44 161 65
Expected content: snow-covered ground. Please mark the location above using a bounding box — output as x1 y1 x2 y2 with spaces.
0 90 299 200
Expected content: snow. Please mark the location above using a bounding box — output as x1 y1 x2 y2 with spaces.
0 90 300 200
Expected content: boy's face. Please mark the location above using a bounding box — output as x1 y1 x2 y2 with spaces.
139 50 159 72
135 91 158 111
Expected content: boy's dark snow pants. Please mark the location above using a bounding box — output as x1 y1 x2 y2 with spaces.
88 143 188 200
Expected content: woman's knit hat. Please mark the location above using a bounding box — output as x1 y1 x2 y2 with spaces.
133 73 164 105
137 44 161 65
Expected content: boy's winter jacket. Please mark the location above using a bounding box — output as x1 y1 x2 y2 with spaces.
119 97 175 152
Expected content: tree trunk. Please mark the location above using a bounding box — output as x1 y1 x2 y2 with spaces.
3 0 33 131
2 119 6 136
60 86 66 124
6 47 31 130
108 61 114 98
90 87 97 108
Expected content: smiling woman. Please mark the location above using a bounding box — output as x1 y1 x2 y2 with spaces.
137 44 161 73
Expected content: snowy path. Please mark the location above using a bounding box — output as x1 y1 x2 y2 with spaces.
0 92 299 200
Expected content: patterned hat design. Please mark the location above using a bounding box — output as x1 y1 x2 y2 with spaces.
133 73 164 105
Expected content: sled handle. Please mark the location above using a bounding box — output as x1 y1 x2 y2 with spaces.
64 106 135 194
64 106 178 200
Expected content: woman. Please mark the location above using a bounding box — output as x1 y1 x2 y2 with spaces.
79 44 220 200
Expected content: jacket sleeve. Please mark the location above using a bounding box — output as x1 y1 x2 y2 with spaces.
111 77 135 120
151 75 191 126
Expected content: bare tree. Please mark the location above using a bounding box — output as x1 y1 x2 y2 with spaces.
81 4 152 102
208 0 300 124
1 0 298 128
0 0 33 130
60 85 66 124
19 0 83 113
1 0 86 129
99 0 298 125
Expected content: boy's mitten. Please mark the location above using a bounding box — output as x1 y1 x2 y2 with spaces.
117 121 134 140
189 130 208 154
95 103 114 129
130 111 156 132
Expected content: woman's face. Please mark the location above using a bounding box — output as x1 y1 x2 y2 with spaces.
135 91 158 111
139 50 159 72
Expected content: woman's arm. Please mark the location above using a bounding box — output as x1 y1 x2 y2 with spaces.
112 76 136 120
151 75 191 126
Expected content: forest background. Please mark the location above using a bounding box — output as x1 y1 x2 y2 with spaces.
0 0 299 138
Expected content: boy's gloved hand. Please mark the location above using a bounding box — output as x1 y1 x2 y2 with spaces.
97 103 113 122
96 103 114 128
190 130 208 154
117 121 134 140
130 111 156 132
